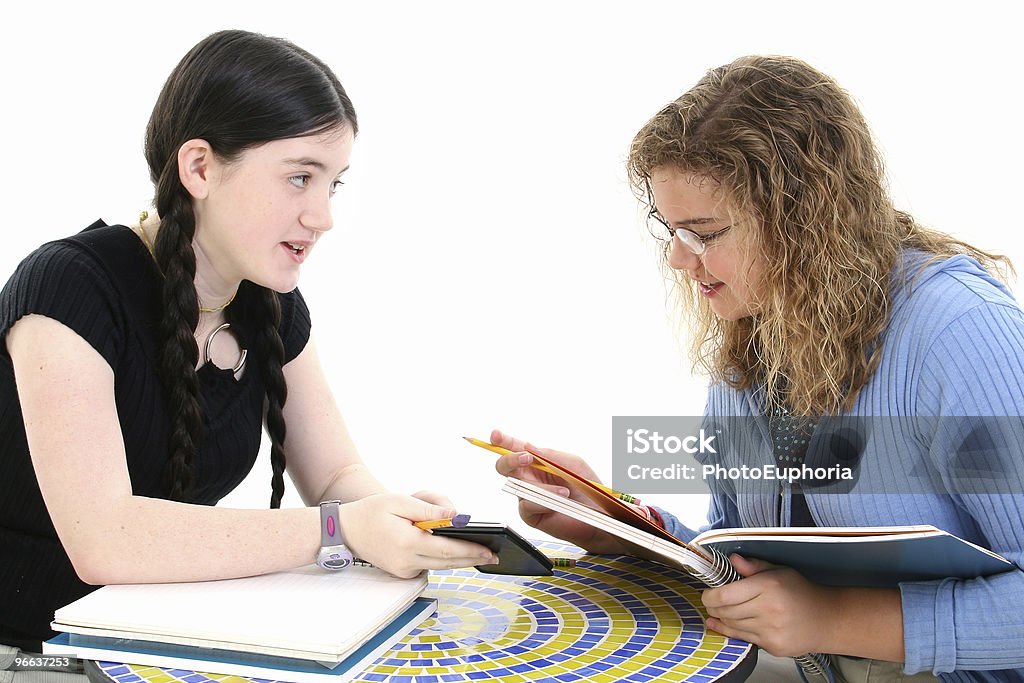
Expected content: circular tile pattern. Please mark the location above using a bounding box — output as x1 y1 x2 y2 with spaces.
96 542 755 683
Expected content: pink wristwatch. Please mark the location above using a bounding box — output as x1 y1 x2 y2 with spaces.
316 500 353 570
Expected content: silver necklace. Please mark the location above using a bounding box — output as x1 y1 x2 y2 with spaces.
204 322 247 374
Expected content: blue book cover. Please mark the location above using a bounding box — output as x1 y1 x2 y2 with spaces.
504 478 1014 587
695 527 1014 587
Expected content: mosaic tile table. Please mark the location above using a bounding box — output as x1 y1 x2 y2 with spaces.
92 541 756 683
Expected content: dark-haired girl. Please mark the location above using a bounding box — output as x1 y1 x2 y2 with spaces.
0 30 493 668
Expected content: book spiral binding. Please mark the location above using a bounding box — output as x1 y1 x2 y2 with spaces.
794 653 832 680
690 545 742 586
697 546 832 681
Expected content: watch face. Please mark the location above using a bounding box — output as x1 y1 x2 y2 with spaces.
318 547 353 570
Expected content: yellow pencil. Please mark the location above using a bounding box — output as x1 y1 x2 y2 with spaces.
414 514 471 530
462 436 641 505
550 557 578 569
463 437 515 457
463 437 564 478
414 519 454 530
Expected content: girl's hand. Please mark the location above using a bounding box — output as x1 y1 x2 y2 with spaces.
409 489 455 509
701 554 839 657
338 493 497 578
490 428 630 554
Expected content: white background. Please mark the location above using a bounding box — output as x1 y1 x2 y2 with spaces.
1 1 1020 537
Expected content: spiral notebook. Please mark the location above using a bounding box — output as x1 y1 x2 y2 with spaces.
502 477 1014 587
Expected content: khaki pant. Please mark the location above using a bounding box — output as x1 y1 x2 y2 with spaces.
833 655 938 682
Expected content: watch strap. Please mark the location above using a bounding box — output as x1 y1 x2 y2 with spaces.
317 500 353 570
320 499 344 546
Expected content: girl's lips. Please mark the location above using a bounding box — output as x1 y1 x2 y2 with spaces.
698 281 723 297
281 242 308 264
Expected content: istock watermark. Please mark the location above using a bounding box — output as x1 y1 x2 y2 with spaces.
625 428 718 455
611 416 1024 495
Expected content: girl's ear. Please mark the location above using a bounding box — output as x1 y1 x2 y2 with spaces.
177 138 215 200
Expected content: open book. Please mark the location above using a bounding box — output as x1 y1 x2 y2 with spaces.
44 564 428 664
503 477 1014 587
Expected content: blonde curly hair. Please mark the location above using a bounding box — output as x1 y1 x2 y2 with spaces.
627 55 1010 415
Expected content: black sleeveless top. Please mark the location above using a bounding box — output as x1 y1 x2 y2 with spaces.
0 221 311 651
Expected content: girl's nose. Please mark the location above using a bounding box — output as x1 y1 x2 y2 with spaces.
667 236 699 271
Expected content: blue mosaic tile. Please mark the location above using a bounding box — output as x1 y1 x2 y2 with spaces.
494 668 523 677
635 665 669 678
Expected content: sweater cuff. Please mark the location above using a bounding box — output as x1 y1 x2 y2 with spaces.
648 506 697 543
900 578 958 675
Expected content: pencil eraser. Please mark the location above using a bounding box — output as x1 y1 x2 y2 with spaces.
451 514 471 528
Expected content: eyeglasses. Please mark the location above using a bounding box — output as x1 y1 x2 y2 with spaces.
646 208 732 256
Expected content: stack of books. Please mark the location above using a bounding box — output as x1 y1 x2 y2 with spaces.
43 563 434 683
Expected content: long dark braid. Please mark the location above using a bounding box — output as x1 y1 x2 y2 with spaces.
257 290 288 509
226 287 288 508
143 29 357 506
153 168 204 502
